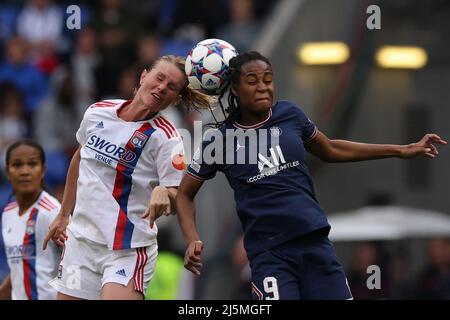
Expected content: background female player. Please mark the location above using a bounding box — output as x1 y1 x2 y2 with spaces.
0 139 61 300
176 51 448 300
43 55 210 300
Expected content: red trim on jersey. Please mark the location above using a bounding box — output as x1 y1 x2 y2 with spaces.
141 248 148 292
112 122 154 250
303 126 318 144
38 197 56 211
153 117 172 139
60 244 66 262
133 248 148 293
112 162 127 250
233 109 272 129
186 171 207 181
159 116 178 137
23 208 38 300
133 248 142 292
251 282 263 300
37 201 52 212
156 117 175 137
115 100 132 116
3 202 18 212
43 196 57 209
91 100 117 108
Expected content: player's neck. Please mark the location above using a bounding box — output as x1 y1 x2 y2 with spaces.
16 190 41 216
119 100 157 122
237 109 270 127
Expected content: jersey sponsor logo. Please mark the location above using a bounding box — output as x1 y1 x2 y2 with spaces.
96 121 104 129
131 131 148 149
87 135 137 163
5 244 35 259
247 146 300 183
258 146 286 173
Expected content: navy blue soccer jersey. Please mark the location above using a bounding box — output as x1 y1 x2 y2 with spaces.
187 100 331 256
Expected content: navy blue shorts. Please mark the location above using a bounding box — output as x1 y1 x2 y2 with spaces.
249 231 352 300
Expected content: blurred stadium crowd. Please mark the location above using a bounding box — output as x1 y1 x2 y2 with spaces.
0 0 449 300
0 0 279 299
0 0 277 198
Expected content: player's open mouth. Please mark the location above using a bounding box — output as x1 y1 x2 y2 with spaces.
152 93 161 100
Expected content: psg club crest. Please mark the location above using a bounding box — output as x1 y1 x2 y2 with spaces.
131 131 148 149
26 220 35 235
269 126 282 137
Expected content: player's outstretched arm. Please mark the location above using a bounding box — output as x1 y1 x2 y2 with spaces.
306 131 447 163
43 146 81 250
0 275 12 300
176 175 205 275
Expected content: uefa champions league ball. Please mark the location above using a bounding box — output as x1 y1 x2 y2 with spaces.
185 38 238 95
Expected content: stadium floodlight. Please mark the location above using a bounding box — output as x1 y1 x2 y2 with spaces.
375 46 428 69
297 42 350 65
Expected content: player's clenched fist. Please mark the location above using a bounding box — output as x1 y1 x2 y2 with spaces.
184 240 204 275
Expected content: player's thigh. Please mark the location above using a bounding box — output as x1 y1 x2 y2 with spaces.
300 237 352 300
50 229 102 300
250 250 300 300
57 292 85 300
101 279 142 300
101 244 158 300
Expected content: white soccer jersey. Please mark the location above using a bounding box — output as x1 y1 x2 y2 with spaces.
70 99 185 250
1 191 61 300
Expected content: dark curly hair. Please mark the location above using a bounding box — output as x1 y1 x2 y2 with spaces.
214 51 272 127
6 139 45 166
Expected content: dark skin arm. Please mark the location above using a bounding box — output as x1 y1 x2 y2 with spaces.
176 175 205 275
305 131 447 162
0 275 12 300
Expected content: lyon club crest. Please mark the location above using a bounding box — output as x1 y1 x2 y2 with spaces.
131 131 148 149
26 220 35 235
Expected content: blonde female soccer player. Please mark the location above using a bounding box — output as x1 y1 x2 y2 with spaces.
43 55 209 300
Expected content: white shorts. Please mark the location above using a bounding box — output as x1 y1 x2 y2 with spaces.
49 228 157 300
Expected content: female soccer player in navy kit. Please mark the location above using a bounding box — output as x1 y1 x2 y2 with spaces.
0 140 61 300
176 51 447 300
43 55 210 300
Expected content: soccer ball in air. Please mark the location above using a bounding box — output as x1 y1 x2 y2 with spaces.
185 38 238 95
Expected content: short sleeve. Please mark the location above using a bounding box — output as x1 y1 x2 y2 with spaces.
154 134 185 187
39 207 59 231
75 108 91 145
186 130 221 181
295 107 318 143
